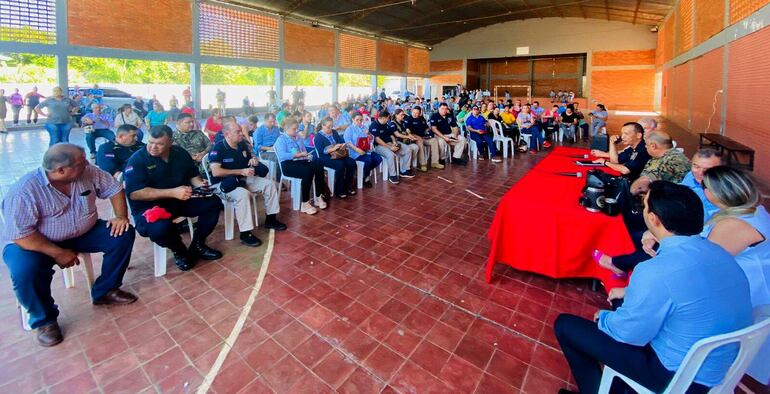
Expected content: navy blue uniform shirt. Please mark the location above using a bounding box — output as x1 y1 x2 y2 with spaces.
124 145 200 213
405 115 432 138
208 140 268 184
96 141 145 176
617 139 651 180
369 121 394 146
429 112 458 135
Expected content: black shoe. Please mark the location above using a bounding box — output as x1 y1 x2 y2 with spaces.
558 389 578 394
388 176 400 184
452 158 467 166
173 251 195 271
239 232 262 247
263 219 287 231
399 171 415 178
439 159 446 165
363 180 373 188
336 194 347 199
348 188 357 196
189 241 223 260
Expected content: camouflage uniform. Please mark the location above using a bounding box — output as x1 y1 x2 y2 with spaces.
640 148 691 183
173 129 211 175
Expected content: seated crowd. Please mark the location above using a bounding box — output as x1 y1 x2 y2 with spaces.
3 87 769 394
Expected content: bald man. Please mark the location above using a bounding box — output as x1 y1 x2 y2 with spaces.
630 131 691 195
2 144 137 347
638 117 658 137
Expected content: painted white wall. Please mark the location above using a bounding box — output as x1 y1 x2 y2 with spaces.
430 17 657 60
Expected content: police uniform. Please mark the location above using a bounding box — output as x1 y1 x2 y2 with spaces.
405 115 440 166
96 141 145 176
617 139 651 181
208 140 279 233
124 146 222 254
429 112 467 160
371 120 414 176
389 118 424 168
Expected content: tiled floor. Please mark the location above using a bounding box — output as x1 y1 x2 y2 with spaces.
0 117 734 394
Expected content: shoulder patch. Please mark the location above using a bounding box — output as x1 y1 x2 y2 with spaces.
210 150 218 157
125 165 133 173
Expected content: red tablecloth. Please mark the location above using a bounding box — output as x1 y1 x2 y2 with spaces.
485 147 635 292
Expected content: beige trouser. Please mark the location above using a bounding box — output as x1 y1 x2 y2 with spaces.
423 138 440 164
214 176 279 232
436 135 467 159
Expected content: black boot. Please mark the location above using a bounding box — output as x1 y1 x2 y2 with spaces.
171 246 195 271
263 214 287 231
239 231 262 247
189 239 223 260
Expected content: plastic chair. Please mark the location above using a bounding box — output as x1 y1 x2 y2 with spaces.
277 157 316 211
18 253 94 331
201 153 260 241
490 120 513 158
118 175 192 277
598 316 770 394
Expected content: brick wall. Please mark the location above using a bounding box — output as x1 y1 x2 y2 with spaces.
726 25 770 182
68 0 192 53
430 60 463 73
284 22 334 67
377 41 406 74
670 63 690 128
730 0 770 23
490 60 528 74
407 48 430 76
695 0 725 45
593 50 656 66
690 47 723 134
590 69 655 111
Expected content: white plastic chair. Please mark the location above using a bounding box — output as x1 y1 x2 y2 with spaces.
598 316 770 394
276 157 316 210
201 153 259 241
490 120 513 158
18 253 94 331
118 175 192 277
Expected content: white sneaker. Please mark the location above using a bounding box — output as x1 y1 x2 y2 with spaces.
301 202 318 215
315 198 327 210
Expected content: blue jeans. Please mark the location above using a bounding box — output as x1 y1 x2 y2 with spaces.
44 123 73 146
522 124 543 149
3 220 136 329
470 132 498 157
591 119 606 136
86 128 116 154
355 152 383 178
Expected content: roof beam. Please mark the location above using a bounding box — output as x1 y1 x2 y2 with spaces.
549 0 565 18
519 0 544 19
340 0 410 25
632 0 642 24
605 0 610 20
280 0 312 17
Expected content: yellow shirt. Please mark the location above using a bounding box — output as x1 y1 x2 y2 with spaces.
500 112 516 125
481 110 491 118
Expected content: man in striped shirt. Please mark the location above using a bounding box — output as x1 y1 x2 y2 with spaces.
2 144 137 347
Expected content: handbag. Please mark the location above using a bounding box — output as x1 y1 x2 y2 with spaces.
330 144 349 159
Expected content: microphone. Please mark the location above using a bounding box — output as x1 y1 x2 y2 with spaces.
553 171 582 178
568 154 589 159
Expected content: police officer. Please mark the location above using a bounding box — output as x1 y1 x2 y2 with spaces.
590 122 650 181
125 125 223 271
389 109 425 172
429 103 467 165
96 124 145 177
209 118 286 248
405 106 443 169
371 111 416 182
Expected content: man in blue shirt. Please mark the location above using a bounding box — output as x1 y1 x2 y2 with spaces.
555 181 753 394
465 105 501 163
253 113 281 156
82 103 115 160
680 148 723 221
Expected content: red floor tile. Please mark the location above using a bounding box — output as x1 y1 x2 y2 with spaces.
312 350 358 389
